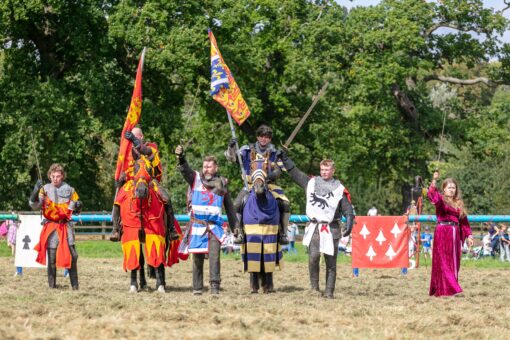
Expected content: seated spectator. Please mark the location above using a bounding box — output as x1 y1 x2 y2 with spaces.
338 236 351 256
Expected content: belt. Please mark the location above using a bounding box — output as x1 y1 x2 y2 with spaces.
438 221 459 226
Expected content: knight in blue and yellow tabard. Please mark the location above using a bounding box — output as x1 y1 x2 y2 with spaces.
29 163 82 290
225 125 290 245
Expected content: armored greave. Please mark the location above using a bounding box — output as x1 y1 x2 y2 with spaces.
47 248 57 288
250 273 260 293
68 245 79 290
277 199 290 245
155 264 165 288
324 238 340 298
308 228 321 291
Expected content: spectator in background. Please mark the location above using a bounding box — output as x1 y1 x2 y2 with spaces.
488 223 499 257
421 226 433 259
497 224 510 262
367 206 378 216
287 223 299 255
2 215 23 276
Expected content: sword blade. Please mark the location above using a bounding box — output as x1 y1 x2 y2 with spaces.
283 81 329 149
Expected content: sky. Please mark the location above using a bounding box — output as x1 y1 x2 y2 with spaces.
336 0 510 43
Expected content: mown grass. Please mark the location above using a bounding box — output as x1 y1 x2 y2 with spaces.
1 254 510 339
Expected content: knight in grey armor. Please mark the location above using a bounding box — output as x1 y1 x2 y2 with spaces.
224 125 290 245
29 163 81 290
278 150 354 299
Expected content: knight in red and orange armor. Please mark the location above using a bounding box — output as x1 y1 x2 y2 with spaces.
29 163 82 290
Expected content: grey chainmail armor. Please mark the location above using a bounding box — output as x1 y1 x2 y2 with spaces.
35 183 76 248
314 177 342 197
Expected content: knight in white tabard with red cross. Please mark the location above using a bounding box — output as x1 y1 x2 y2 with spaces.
277 150 355 299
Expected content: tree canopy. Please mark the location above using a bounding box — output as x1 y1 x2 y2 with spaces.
1 0 509 216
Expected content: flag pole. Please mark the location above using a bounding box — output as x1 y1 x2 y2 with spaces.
226 111 248 190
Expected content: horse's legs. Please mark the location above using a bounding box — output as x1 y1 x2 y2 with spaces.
139 248 147 290
155 264 165 293
250 273 259 293
130 270 138 292
264 273 275 293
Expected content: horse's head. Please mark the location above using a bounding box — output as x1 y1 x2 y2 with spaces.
250 151 269 196
132 158 153 199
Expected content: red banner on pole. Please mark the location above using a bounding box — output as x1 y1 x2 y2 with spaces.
352 216 409 269
114 48 146 181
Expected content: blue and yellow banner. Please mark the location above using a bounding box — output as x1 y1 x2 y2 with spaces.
209 29 251 125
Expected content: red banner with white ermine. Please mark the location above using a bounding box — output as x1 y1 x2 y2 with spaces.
352 216 409 268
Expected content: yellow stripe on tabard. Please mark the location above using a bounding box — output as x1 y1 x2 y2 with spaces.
244 224 279 236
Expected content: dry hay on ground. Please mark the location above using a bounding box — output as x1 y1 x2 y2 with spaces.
0 257 509 339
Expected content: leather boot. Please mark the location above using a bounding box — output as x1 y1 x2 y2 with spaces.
250 273 259 293
69 246 79 290
278 201 290 245
210 281 220 295
47 248 57 288
309 256 320 293
324 262 336 299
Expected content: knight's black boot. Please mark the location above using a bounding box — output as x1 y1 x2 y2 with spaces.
69 245 79 290
47 248 57 288
324 256 337 299
155 264 165 293
277 199 290 245
250 273 260 294
263 273 275 293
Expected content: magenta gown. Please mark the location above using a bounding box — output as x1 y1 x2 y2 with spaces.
427 184 472 297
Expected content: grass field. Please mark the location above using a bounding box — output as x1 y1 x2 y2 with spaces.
1 239 510 339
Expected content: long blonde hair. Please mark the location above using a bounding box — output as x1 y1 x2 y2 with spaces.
441 178 467 218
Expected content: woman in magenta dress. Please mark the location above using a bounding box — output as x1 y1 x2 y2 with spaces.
427 170 473 297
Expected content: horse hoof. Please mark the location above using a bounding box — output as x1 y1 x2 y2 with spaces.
129 285 138 293
157 285 165 293
193 290 203 296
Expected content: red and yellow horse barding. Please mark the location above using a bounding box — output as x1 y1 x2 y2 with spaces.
113 157 185 292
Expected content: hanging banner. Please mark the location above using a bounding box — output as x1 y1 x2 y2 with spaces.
15 215 46 268
352 216 409 269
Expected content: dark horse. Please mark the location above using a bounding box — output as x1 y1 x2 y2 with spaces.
239 152 282 293
113 157 169 293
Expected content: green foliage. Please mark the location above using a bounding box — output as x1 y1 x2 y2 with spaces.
1 0 509 215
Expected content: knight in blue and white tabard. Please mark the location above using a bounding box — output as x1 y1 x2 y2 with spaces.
278 150 354 299
175 145 237 295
